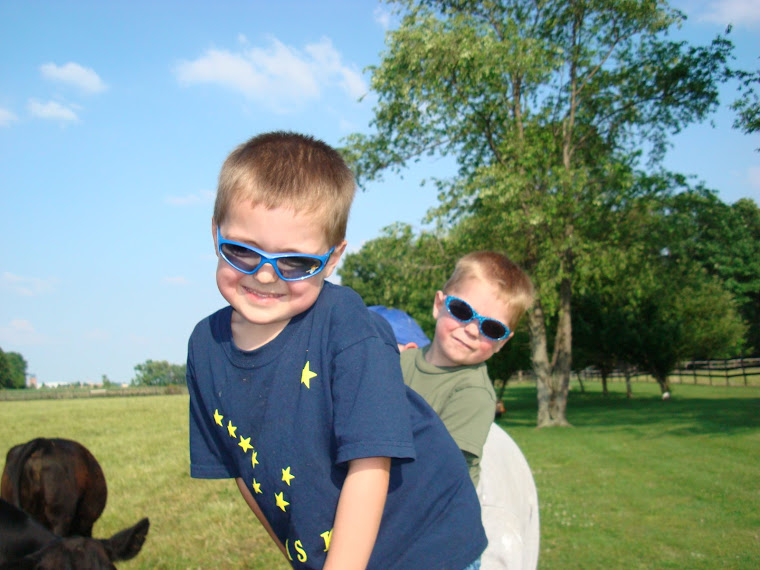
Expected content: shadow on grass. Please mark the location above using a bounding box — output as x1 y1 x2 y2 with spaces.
501 385 760 435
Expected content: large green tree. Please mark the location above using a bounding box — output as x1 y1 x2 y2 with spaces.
343 0 733 426
656 189 760 355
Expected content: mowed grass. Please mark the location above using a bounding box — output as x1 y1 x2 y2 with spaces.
1 383 758 569
0 396 288 569
501 381 760 569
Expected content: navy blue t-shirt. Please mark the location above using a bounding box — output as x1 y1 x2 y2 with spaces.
188 282 486 569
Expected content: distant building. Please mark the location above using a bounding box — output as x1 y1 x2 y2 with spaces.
27 375 38 389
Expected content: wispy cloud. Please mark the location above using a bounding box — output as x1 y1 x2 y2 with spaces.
0 107 18 127
1 272 57 296
164 190 214 206
373 6 392 29
0 319 46 346
40 62 108 94
174 36 367 112
27 99 79 122
698 0 760 27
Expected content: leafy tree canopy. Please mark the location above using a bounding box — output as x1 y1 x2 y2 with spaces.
132 359 187 387
0 348 27 389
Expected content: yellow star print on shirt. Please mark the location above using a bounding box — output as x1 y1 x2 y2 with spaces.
301 361 317 389
251 451 259 469
238 436 253 453
252 479 262 494
275 492 290 512
227 420 237 438
214 409 223 426
281 466 295 486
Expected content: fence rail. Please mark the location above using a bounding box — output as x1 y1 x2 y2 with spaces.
574 357 760 387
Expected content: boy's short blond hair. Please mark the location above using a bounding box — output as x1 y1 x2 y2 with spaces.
213 131 356 246
443 251 534 329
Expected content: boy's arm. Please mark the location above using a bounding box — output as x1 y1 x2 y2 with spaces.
323 456 391 570
235 477 288 560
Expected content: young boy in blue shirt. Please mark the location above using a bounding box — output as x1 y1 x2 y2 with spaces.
187 131 486 569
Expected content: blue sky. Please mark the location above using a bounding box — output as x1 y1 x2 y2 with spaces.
1 1 758 386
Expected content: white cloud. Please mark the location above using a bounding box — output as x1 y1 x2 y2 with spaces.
2 272 57 296
0 107 18 127
174 35 368 112
305 39 366 100
40 62 108 94
27 99 79 122
698 0 760 27
373 6 392 29
164 190 215 206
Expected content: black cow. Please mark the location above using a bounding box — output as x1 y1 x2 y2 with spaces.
0 498 149 569
1 438 107 537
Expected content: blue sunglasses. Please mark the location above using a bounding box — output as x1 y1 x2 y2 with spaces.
444 296 511 341
216 227 335 282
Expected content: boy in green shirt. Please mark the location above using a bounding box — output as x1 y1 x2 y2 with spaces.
400 251 533 486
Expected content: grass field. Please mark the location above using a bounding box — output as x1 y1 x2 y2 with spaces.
1 382 758 569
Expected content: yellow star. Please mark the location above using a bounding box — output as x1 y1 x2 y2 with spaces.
238 436 253 453
213 409 223 426
251 451 259 469
252 479 262 494
227 420 237 438
275 492 290 512
301 361 317 389
281 466 295 486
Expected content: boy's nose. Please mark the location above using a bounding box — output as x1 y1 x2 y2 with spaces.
254 263 279 284
463 320 480 338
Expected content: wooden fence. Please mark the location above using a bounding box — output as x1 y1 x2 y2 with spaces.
574 357 760 387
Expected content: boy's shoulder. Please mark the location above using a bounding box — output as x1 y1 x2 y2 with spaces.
402 347 494 395
314 282 398 349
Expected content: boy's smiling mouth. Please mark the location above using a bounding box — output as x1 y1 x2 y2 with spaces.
242 285 283 302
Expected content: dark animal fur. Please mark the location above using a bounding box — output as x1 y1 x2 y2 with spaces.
0 498 149 569
1 438 107 537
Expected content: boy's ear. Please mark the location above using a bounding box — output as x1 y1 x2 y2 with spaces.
432 291 446 319
322 240 347 278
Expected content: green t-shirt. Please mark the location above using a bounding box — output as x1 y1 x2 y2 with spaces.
400 346 496 486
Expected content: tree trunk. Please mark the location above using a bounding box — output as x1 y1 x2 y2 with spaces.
624 365 633 399
530 285 573 427
600 370 609 396
654 374 672 395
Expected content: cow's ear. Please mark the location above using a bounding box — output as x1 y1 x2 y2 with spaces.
102 518 150 562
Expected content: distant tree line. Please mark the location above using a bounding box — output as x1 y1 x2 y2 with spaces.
131 359 187 387
0 351 186 390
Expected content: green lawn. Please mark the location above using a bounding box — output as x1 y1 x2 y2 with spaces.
1 383 758 569
502 381 760 569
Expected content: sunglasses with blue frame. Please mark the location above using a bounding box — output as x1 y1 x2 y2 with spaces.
216 227 335 282
444 295 511 341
